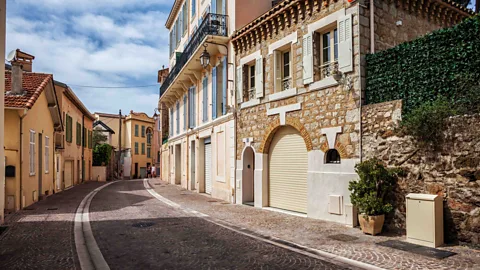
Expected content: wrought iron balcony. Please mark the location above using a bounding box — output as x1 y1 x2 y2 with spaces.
160 13 228 98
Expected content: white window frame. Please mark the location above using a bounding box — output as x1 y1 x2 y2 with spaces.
45 136 49 174
29 130 35 176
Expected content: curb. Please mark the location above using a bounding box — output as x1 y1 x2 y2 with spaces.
75 181 118 270
144 179 385 270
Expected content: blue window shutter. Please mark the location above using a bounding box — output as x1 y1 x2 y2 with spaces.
170 109 173 136
183 95 187 130
222 57 227 115
192 0 196 17
211 0 216 14
212 66 217 120
193 87 196 127
203 77 208 122
176 102 180 134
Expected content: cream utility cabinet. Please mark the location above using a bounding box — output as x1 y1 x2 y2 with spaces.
406 194 444 248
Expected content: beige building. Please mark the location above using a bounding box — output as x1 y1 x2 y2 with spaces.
159 0 273 203
0 0 6 223
4 51 62 211
54 81 94 190
232 0 472 224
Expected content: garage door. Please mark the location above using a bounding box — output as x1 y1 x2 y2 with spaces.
204 139 212 194
64 161 73 188
269 127 308 213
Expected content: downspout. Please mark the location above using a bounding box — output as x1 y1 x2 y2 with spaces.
370 0 375 54
19 109 28 209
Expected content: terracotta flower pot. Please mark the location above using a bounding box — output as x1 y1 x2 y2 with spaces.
358 214 385 236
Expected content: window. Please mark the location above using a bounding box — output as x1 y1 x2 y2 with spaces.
141 126 146 137
147 133 152 145
76 122 82 146
182 3 188 35
325 149 341 164
249 64 256 90
134 142 139 155
282 51 291 90
274 49 292 92
135 124 139 137
147 147 151 158
191 0 196 19
141 143 145 155
45 136 49 173
29 130 35 175
320 28 338 78
66 114 73 143
176 18 181 47
169 108 173 136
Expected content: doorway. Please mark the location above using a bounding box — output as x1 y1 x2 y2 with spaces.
190 141 196 190
134 163 139 179
38 134 43 198
204 138 212 194
242 147 255 205
174 144 181 185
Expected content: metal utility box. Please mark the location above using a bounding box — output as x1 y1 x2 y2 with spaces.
406 193 444 248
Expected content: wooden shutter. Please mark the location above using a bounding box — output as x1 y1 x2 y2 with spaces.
222 57 227 115
236 66 243 103
338 14 353 73
273 51 282 92
302 32 314 84
212 66 217 119
255 56 264 98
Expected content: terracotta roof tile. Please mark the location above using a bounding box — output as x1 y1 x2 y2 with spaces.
4 71 52 109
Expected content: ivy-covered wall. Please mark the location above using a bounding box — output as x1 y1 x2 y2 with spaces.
365 15 480 114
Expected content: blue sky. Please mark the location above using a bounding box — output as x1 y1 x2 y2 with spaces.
6 0 174 115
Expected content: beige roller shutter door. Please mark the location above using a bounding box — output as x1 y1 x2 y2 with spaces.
64 161 73 188
269 127 308 213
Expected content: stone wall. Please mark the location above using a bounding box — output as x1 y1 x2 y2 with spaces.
362 100 480 245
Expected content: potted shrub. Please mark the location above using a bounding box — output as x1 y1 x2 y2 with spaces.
348 158 399 235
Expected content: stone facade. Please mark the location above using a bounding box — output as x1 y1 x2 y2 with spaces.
362 100 480 245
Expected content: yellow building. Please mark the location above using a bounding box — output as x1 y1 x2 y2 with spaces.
54 81 94 190
4 53 62 211
125 111 155 179
94 111 156 179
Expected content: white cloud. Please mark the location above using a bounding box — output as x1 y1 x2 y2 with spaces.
13 0 172 13
6 1 171 115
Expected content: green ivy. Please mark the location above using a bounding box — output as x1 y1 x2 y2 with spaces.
93 144 113 166
366 15 480 115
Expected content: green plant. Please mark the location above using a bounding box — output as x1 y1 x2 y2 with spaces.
92 130 108 149
366 15 480 115
401 97 456 146
93 143 113 166
348 158 399 216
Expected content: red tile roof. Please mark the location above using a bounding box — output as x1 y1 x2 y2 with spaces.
4 71 52 109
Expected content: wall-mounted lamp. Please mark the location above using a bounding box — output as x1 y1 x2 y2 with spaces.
200 44 210 69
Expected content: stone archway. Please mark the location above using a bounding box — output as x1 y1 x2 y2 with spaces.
258 117 313 154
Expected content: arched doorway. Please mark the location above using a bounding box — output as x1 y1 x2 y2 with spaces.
242 147 255 205
268 126 308 213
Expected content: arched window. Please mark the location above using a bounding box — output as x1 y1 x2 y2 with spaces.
325 149 341 164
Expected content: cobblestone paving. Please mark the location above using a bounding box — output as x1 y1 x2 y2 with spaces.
0 182 105 270
89 180 355 269
148 178 480 270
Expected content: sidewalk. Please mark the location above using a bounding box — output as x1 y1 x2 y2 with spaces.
0 182 105 270
148 178 480 270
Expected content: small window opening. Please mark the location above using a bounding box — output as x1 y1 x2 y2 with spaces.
326 149 341 164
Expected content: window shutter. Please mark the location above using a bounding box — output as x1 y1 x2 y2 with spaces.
183 95 187 130
255 56 264 98
212 0 217 14
203 77 208 122
222 57 227 115
338 14 353 73
212 66 217 119
236 66 243 103
302 32 314 84
273 51 282 92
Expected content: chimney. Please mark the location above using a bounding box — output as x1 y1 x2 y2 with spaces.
10 60 24 95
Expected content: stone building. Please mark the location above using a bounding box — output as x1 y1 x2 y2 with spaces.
232 0 472 225
159 0 273 203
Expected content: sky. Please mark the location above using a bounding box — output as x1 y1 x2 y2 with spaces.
6 0 173 115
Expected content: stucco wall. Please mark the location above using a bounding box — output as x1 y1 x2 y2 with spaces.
362 100 480 245
128 113 155 178
92 166 107 182
4 109 21 211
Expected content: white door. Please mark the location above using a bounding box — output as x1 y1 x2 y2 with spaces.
204 141 212 194
64 161 73 188
269 127 308 213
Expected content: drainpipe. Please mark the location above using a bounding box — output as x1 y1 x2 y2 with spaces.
19 109 27 209
370 0 375 54
82 115 85 182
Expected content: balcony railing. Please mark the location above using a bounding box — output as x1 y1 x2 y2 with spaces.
160 13 228 98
